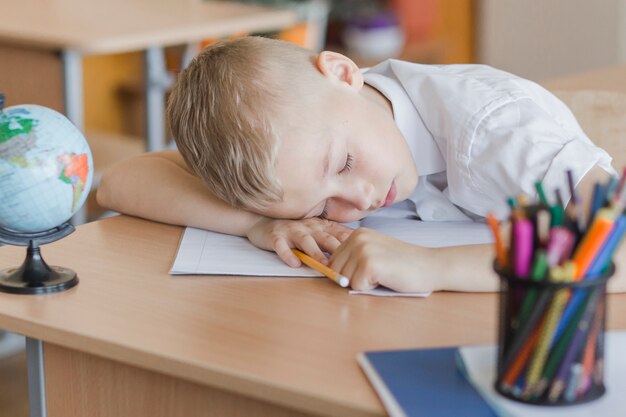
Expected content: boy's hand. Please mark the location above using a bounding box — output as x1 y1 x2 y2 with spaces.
246 217 353 267
329 228 437 293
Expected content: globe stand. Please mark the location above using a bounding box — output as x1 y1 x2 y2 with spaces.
0 223 79 294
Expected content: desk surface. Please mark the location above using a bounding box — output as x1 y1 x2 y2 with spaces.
1 216 626 416
0 0 296 54
542 64 626 94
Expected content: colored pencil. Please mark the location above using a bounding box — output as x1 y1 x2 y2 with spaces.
572 208 617 279
586 215 626 278
577 303 604 397
523 263 574 394
547 289 601 402
487 214 508 268
513 217 534 278
530 290 591 399
566 170 586 232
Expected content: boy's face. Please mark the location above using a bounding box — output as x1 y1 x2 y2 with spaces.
263 79 418 223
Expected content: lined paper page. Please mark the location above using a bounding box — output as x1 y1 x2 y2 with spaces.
359 217 493 247
170 219 493 297
171 227 321 277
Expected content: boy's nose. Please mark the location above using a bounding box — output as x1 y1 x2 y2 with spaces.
344 180 375 211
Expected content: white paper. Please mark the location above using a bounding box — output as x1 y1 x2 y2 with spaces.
170 216 493 297
171 227 320 277
359 216 493 247
458 332 626 417
349 287 430 297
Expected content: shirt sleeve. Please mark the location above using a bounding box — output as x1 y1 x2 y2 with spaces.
445 96 616 220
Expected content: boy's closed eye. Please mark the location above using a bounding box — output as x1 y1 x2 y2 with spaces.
319 152 354 219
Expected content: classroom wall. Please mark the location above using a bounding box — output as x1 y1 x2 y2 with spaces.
475 0 625 81
432 0 474 64
620 0 626 63
83 53 144 137
0 44 64 112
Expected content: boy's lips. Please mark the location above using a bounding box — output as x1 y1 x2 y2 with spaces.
382 181 397 208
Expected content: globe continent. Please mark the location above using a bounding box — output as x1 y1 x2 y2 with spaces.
0 105 93 233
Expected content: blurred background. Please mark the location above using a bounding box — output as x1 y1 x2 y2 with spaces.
1 0 625 416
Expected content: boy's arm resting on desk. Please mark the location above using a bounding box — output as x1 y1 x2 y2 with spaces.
328 228 498 293
96 151 351 267
437 244 626 293
96 151 262 236
329 228 626 293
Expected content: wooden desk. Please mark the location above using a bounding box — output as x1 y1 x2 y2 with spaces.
542 64 626 95
1 216 626 416
542 65 626 170
0 0 296 222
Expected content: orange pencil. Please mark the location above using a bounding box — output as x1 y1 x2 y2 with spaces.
503 317 544 388
292 249 350 288
572 208 616 279
487 214 508 268
578 300 604 396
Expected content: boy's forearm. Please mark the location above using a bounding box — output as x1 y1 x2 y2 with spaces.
428 244 500 292
428 241 626 293
96 152 263 236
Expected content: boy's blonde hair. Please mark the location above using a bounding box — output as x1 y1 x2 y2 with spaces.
167 36 318 211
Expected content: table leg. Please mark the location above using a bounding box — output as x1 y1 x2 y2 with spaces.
26 338 47 417
145 46 172 152
62 50 84 133
62 49 88 226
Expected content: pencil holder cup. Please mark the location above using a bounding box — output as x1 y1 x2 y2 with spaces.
494 262 613 406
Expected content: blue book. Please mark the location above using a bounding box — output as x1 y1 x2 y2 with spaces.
358 347 497 417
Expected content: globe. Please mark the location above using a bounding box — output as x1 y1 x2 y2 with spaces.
0 104 94 233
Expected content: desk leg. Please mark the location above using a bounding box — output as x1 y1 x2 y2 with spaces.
145 46 172 152
62 49 88 226
62 50 84 132
26 338 47 417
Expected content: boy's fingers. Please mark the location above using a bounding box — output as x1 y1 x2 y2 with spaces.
351 263 379 291
273 238 301 268
314 233 342 254
296 235 328 265
328 244 350 274
327 223 354 241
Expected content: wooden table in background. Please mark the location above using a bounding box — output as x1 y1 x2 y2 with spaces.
0 215 625 416
542 64 626 94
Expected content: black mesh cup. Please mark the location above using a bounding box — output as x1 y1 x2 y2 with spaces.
494 262 613 405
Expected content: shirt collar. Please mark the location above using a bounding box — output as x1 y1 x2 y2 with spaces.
363 63 446 177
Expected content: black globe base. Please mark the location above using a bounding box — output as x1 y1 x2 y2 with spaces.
0 223 79 295
0 245 78 294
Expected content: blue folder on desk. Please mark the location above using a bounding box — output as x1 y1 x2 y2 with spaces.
358 347 497 417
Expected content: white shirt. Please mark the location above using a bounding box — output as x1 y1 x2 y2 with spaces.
363 60 615 221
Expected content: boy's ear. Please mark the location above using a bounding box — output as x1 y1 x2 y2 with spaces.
316 51 363 90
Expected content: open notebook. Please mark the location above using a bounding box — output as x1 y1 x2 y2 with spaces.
170 207 493 296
